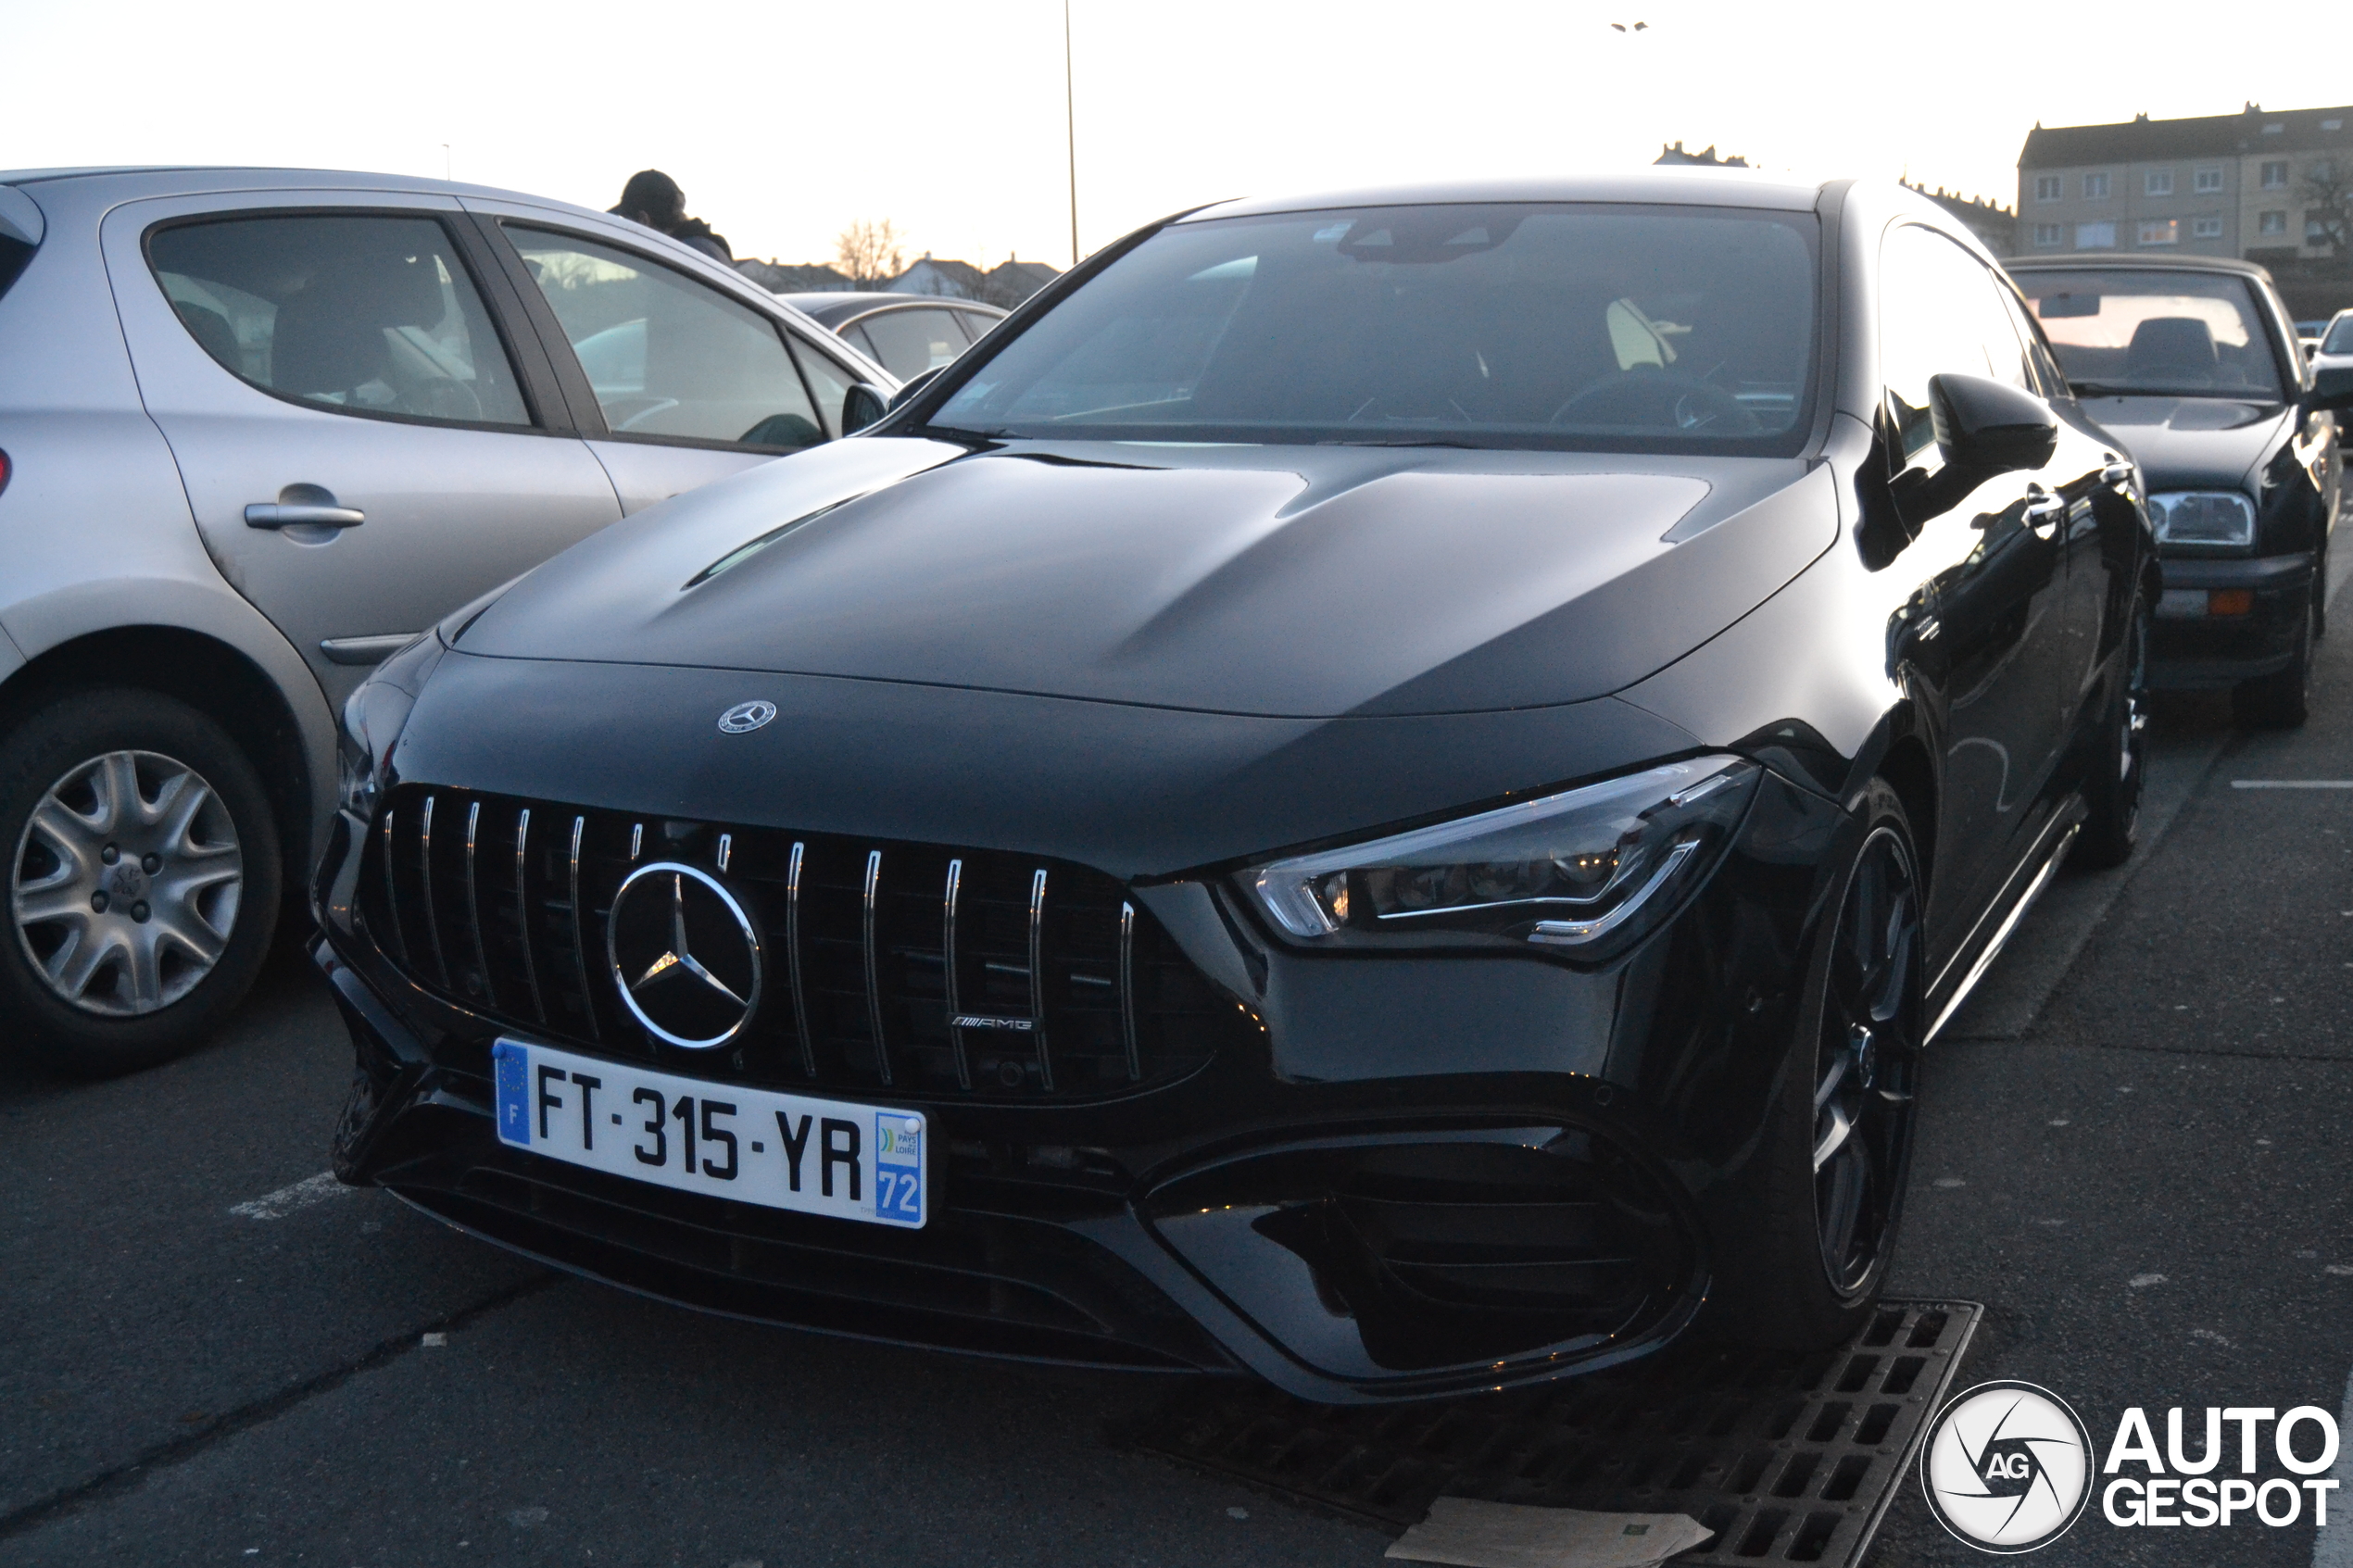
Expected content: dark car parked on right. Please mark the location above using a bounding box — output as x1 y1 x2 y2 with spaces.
2007 256 2348 725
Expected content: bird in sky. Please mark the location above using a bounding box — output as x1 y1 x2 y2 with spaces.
1609 19 1650 30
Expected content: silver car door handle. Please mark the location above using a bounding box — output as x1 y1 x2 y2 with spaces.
320 633 422 666
245 503 365 529
2100 458 2134 487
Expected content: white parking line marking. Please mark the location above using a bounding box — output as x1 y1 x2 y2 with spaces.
2313 1361 2353 1565
2233 781 2353 789
229 1171 352 1221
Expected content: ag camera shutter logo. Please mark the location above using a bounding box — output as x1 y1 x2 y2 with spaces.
1921 1381 2094 1552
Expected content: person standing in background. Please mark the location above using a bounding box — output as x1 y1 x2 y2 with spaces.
609 169 733 262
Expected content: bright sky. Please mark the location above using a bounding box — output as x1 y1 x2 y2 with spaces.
6 0 2346 270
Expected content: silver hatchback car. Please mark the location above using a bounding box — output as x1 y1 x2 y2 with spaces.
0 168 896 1074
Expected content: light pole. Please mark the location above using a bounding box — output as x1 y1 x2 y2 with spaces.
1064 0 1077 268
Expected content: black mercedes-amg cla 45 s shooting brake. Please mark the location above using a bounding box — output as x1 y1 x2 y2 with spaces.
316 171 2156 1403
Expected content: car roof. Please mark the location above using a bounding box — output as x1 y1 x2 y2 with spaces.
1190 168 1834 220
0 165 628 229
2004 252 2277 280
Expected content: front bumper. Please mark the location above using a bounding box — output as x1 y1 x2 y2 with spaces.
2149 552 2313 688
314 767 1851 1403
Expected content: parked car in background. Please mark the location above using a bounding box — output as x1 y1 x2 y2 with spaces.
2316 310 2353 434
322 173 2158 1401
0 167 894 1075
2297 320 2329 358
779 293 1004 383
2008 256 2348 726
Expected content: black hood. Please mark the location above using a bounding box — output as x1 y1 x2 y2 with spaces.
390 656 1704 878
459 436 1833 719
2079 395 2290 492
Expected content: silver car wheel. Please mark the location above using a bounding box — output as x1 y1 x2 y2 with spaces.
10 749 245 1016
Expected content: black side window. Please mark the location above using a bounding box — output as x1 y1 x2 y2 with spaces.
1878 226 2020 466
856 308 971 381
147 215 531 427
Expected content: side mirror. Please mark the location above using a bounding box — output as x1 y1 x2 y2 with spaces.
1930 372 2058 473
840 382 890 434
887 368 942 411
2306 364 2353 416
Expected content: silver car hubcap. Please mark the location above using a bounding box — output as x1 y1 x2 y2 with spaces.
11 750 244 1015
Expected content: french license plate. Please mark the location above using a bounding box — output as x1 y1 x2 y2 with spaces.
492 1039 925 1229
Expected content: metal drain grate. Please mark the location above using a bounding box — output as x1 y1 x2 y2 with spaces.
1126 1299 1980 1566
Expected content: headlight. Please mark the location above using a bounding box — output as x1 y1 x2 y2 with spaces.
337 633 445 821
1242 755 1761 957
2148 490 2255 547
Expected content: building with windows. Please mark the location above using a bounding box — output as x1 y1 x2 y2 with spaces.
2015 103 2351 264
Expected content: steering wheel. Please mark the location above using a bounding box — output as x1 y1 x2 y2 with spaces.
615 397 683 433
415 379 484 421
1550 372 1760 435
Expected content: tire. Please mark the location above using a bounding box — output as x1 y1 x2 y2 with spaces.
1710 778 1923 1349
0 688 283 1076
2073 593 2148 871
2233 583 2315 729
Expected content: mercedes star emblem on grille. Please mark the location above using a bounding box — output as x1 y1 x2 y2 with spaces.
717 700 777 734
605 861 763 1048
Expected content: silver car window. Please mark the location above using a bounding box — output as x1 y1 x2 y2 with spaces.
784 333 857 437
146 215 531 427
507 228 824 451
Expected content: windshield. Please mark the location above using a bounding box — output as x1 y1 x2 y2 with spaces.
2014 270 2286 400
927 204 1819 452
2325 315 2353 355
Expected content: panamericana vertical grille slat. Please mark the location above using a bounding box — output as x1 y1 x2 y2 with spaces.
359 785 1237 1100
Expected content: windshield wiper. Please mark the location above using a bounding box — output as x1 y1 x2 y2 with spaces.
2070 381 2281 402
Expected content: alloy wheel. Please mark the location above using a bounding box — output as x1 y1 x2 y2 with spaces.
1812 824 1921 1296
10 749 245 1016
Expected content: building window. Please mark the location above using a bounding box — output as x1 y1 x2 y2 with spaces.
2310 220 2333 244
2032 223 2064 247
2136 219 2180 246
2196 167 2224 193
2259 209 2288 236
2261 160 2289 188
2145 169 2174 196
2325 119 2345 132
2075 221 2117 249
2033 174 2062 202
2263 122 2285 135
2082 172 2110 199
2192 215 2223 239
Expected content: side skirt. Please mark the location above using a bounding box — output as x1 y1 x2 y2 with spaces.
1923 809 2082 1043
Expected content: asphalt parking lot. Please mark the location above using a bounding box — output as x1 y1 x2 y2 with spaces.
7 604 2353 1568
